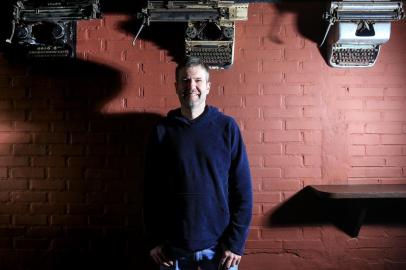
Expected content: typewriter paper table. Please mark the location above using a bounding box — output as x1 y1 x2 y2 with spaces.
308 184 406 237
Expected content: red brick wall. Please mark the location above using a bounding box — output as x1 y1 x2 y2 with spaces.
0 2 406 270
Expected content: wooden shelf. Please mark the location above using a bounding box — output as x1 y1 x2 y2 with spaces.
309 184 406 199
308 184 406 237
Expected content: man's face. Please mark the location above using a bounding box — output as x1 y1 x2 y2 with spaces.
176 65 211 110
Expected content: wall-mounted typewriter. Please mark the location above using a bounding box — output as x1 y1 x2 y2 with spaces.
136 1 249 69
321 0 404 68
6 0 101 59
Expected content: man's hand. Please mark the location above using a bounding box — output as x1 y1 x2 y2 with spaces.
219 250 241 269
150 245 174 267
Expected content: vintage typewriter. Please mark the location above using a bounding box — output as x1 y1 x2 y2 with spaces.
136 1 249 69
321 0 404 67
6 0 101 58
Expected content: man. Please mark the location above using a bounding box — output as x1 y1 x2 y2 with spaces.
144 57 253 270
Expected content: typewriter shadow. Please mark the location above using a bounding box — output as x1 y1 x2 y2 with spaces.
272 1 326 47
120 18 186 64
1 59 161 270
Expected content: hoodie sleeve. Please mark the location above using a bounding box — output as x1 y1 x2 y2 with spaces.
143 124 166 250
223 118 253 255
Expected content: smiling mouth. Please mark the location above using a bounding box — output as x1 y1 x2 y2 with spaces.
183 91 199 97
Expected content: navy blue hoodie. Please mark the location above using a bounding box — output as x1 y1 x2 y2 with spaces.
144 106 252 255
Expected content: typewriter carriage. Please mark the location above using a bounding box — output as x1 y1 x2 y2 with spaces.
6 0 101 59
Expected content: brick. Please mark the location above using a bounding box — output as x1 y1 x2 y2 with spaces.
254 193 281 203
263 108 303 118
0 133 31 143
48 192 85 203
242 131 262 144
261 228 302 240
247 144 282 158
14 239 50 250
12 191 46 202
47 168 83 179
245 240 283 250
0 110 25 121
349 134 380 145
68 203 103 215
366 146 402 156
285 167 321 178
344 111 381 122
67 157 104 168
335 99 364 110
0 157 29 166
208 96 243 108
386 157 406 166
48 145 84 156
251 168 282 178
349 87 384 97
382 135 406 145
262 179 302 191
264 155 303 167
50 215 87 226
52 121 87 132
303 131 322 144
303 155 322 166
0 203 29 214
33 133 67 144
365 123 402 134
14 121 49 132
0 168 7 178
32 157 66 167
13 145 46 156
286 120 322 130
29 179 65 191
366 100 404 110
348 123 365 134
30 111 63 121
85 169 120 180
349 167 402 178
384 87 406 96
223 83 260 96
286 145 321 155
245 120 283 131
264 131 302 142
244 72 283 85
0 192 9 202
223 107 260 119
285 48 313 61
13 215 47 225
0 121 15 132
0 180 27 190
350 157 386 167
285 96 318 106
10 168 45 179
283 240 324 251
245 95 282 108
383 111 406 121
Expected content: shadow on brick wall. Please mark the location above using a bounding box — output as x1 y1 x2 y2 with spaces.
273 1 326 48
0 59 161 270
270 186 406 237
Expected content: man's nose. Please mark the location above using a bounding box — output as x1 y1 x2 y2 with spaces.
186 79 197 89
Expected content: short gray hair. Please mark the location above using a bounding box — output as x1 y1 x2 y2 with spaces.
175 57 210 82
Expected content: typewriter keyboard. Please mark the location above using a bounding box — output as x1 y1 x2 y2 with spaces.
187 46 233 68
330 46 379 67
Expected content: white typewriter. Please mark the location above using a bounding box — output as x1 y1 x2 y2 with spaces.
321 0 404 67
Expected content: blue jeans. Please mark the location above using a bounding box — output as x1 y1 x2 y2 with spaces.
160 245 238 270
